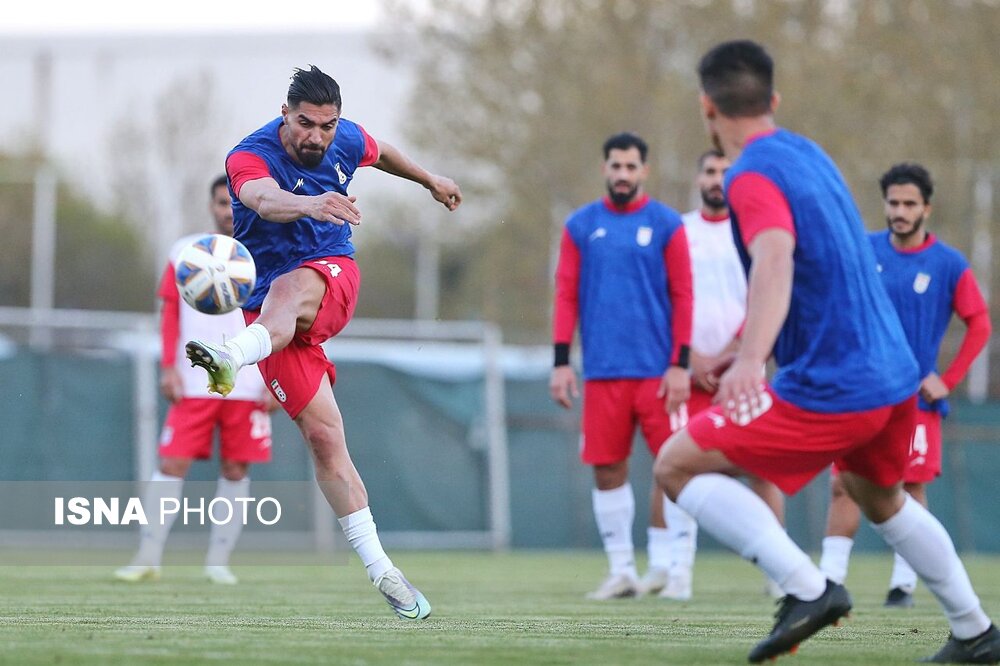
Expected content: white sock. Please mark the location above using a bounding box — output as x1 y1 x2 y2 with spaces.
819 536 854 584
224 322 272 368
134 470 183 566
664 495 698 573
205 476 250 567
338 506 393 581
889 552 919 593
872 494 991 639
647 527 672 571
677 473 825 601
592 483 637 579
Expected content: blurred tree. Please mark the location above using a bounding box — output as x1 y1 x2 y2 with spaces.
0 152 155 311
375 0 999 351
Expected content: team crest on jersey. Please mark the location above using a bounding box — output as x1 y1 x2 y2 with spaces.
636 226 653 247
913 272 932 294
334 163 347 185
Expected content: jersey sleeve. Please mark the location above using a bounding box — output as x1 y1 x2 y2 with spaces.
664 225 693 364
226 151 272 198
157 262 180 368
553 228 581 345
941 268 992 389
354 123 380 167
727 172 796 247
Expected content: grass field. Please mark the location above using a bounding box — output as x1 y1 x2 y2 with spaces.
2 550 998 665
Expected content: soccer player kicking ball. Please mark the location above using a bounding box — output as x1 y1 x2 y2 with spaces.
654 40 1000 663
185 66 462 620
820 162 992 609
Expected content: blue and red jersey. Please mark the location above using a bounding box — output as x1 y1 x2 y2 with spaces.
869 230 991 414
553 194 693 380
725 128 919 413
225 117 379 310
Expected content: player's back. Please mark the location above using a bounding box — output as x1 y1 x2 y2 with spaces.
726 129 919 413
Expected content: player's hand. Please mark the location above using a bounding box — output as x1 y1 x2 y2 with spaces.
311 192 361 226
657 366 691 429
715 356 767 423
427 175 462 211
704 352 737 393
920 372 950 403
549 365 579 410
690 350 717 393
159 366 183 403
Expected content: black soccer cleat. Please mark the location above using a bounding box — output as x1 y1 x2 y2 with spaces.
920 624 1000 664
884 586 915 609
747 579 852 663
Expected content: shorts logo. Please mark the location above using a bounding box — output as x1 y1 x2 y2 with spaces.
335 163 347 185
270 379 287 403
159 426 174 444
636 226 653 247
709 413 726 429
316 260 342 277
913 272 931 294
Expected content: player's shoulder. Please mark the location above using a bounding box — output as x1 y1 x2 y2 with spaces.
927 234 967 262
566 199 604 224
681 209 703 226
645 199 683 225
231 117 283 155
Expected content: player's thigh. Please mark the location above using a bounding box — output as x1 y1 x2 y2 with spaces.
838 395 916 490
159 398 217 460
838 471 905 524
581 380 636 465
294 373 350 456
297 257 360 344
219 400 273 464
255 336 337 420
655 427 739 499
634 377 673 456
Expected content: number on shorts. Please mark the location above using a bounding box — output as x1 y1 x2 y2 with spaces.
250 410 272 439
909 424 928 458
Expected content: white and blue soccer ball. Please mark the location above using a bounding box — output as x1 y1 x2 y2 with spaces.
174 234 256 315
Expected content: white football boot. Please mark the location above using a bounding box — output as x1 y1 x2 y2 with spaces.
374 567 432 619
114 564 161 582
205 565 239 585
586 572 638 600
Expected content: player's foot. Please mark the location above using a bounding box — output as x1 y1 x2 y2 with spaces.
747 579 852 663
658 569 693 601
883 586 914 609
374 567 432 620
764 576 784 599
919 624 1000 664
636 567 670 597
185 340 238 397
585 572 638 600
204 565 238 585
113 564 161 582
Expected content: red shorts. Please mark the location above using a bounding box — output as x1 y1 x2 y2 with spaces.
687 386 715 418
833 408 941 483
246 256 360 419
686 385 916 495
581 378 673 465
159 397 272 463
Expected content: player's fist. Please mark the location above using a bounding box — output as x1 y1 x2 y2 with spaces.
549 365 579 410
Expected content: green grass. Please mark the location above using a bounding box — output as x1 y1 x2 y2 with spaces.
1 551 998 665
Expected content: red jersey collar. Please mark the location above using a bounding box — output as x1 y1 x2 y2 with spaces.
744 127 780 148
602 193 650 214
700 210 729 223
893 232 937 254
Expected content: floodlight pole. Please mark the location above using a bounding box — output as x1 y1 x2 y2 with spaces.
29 167 57 349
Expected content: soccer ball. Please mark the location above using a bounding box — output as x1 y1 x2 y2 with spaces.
174 234 256 315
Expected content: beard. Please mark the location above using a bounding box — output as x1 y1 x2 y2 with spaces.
607 181 638 206
887 214 925 241
296 144 326 168
700 186 726 209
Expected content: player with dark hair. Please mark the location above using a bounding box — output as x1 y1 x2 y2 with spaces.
185 65 462 619
116 175 273 585
820 162 992 608
549 130 693 600
654 40 999 662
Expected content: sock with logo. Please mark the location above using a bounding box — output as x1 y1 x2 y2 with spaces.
593 483 638 579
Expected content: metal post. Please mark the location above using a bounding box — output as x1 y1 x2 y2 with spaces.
967 165 992 403
29 167 57 349
482 322 511 550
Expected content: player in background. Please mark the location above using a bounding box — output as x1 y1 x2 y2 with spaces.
549 131 693 600
657 149 786 600
654 40 999 663
115 175 274 585
185 66 461 620
820 162 992 608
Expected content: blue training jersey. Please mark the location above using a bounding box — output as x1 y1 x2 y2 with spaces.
563 198 686 379
726 129 920 412
228 117 370 310
870 230 969 416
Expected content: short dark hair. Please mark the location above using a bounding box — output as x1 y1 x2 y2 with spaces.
697 148 726 171
210 174 228 197
287 65 342 109
603 132 648 162
698 40 774 117
880 163 933 203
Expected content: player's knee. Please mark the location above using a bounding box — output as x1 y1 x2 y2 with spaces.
653 435 687 501
220 460 248 481
160 457 192 478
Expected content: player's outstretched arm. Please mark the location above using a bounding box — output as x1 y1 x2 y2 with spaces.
238 177 361 225
373 139 462 211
